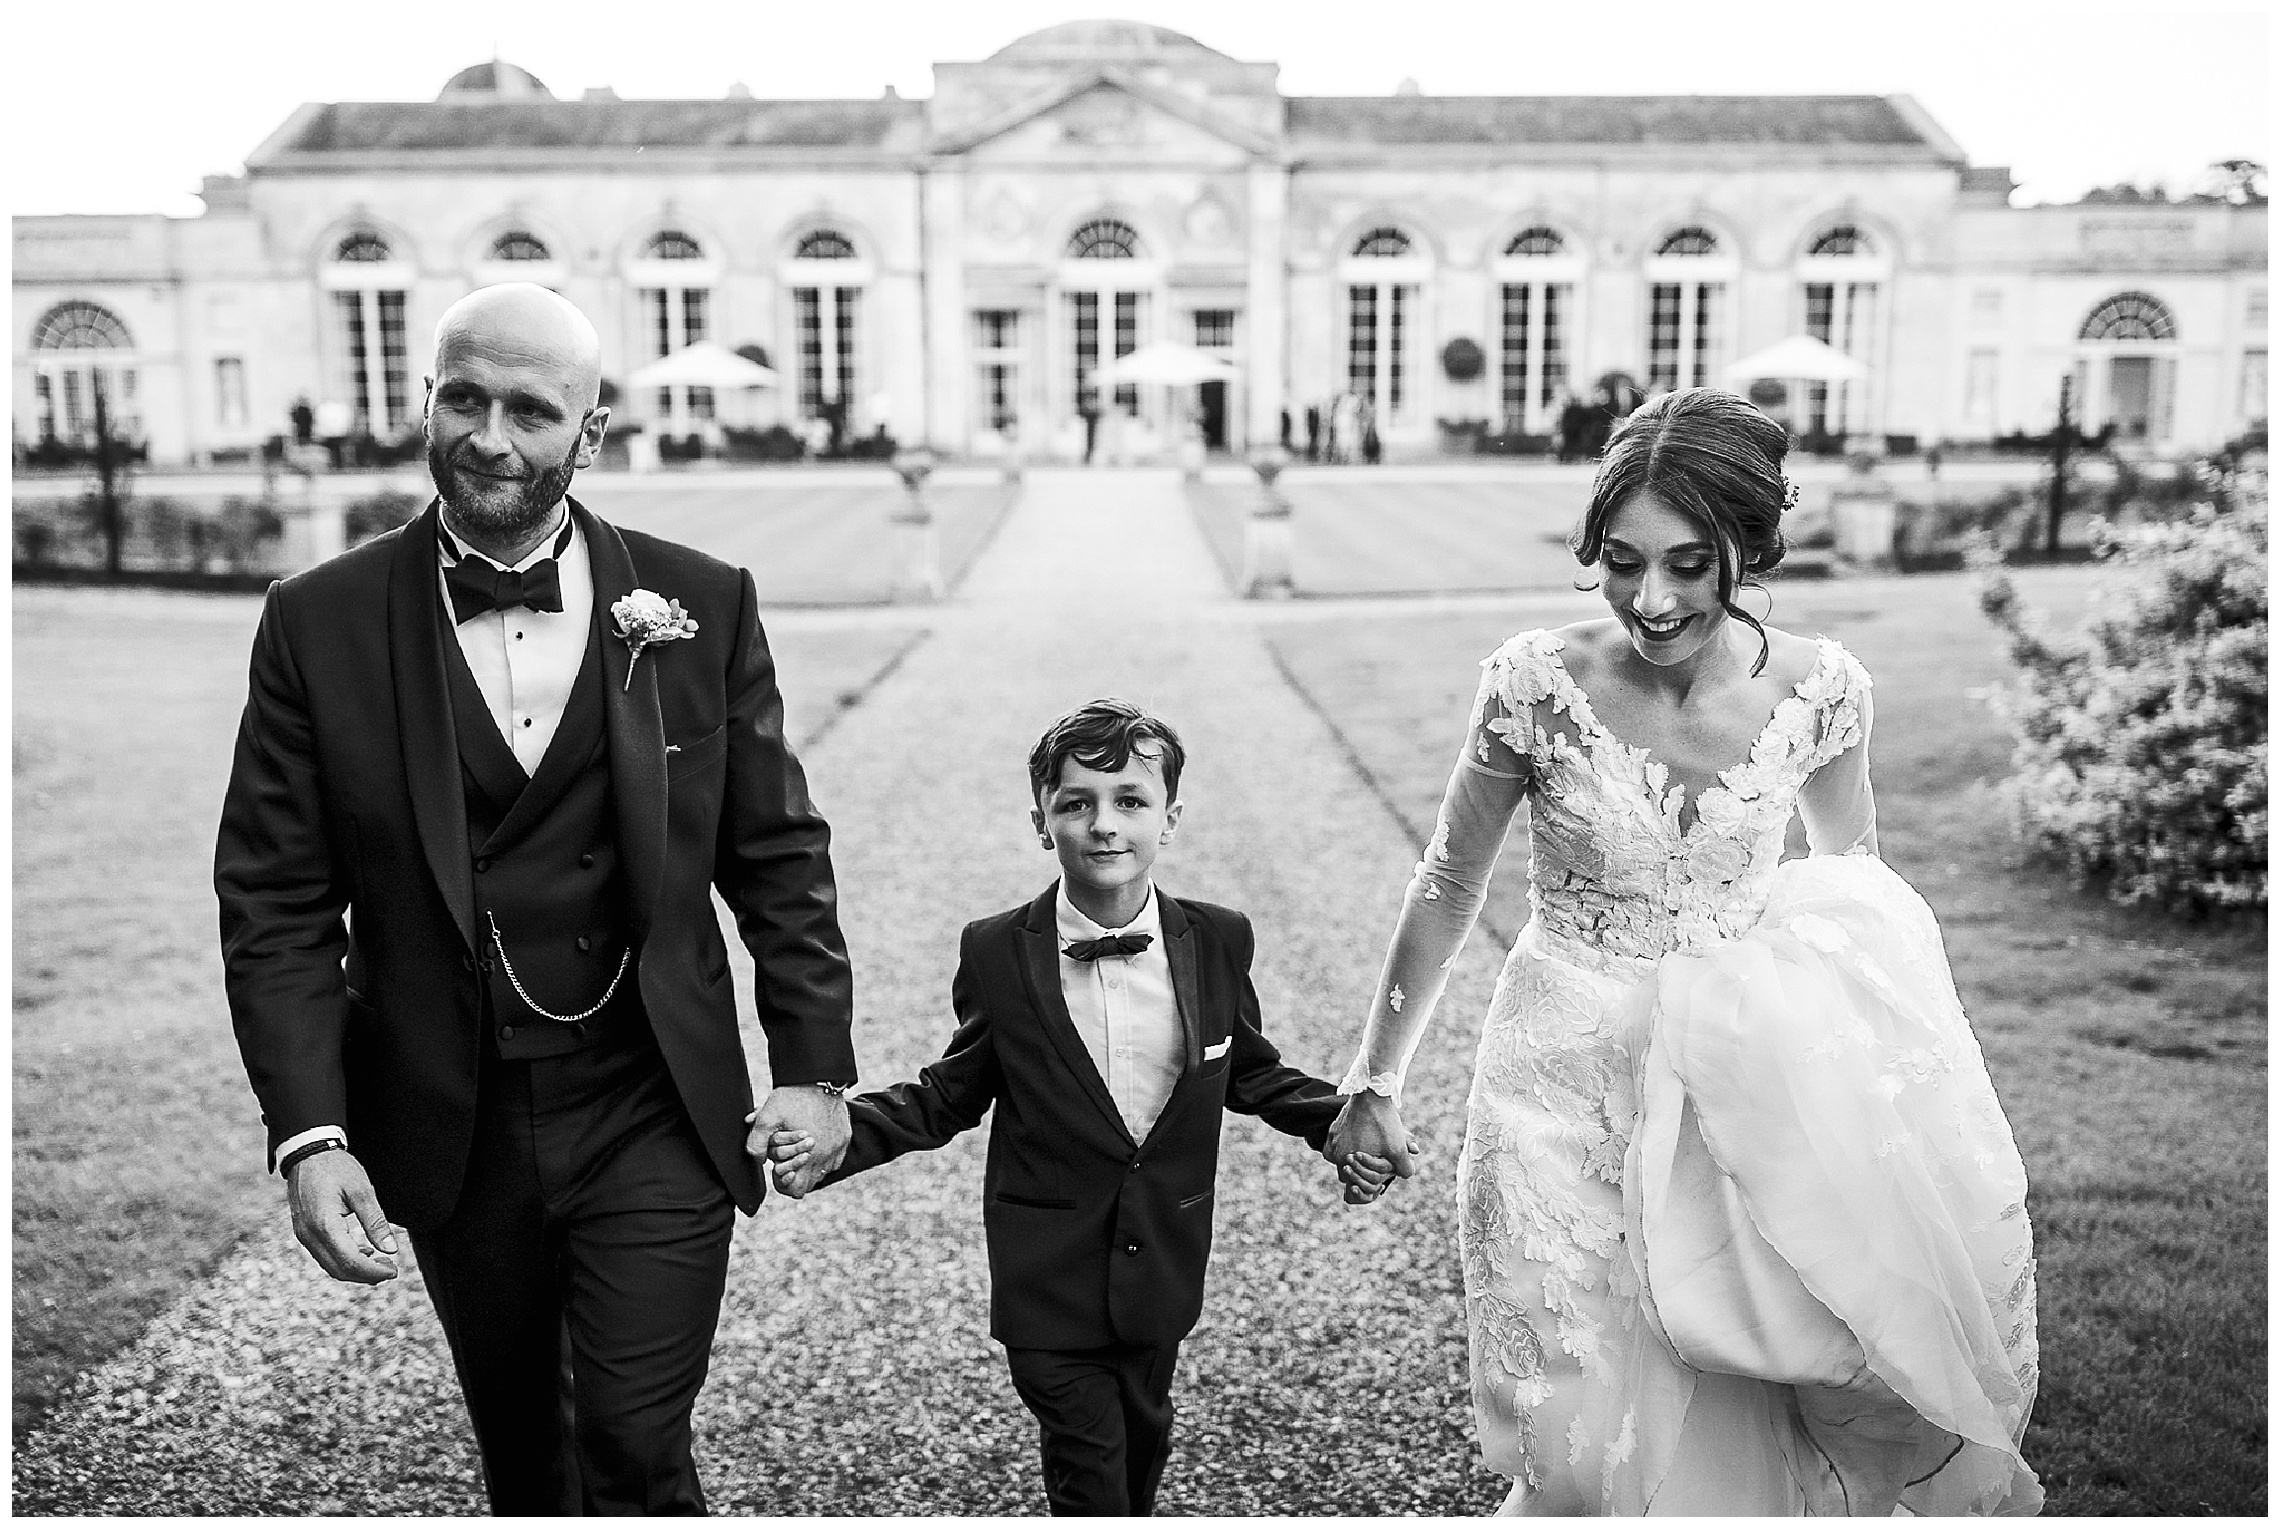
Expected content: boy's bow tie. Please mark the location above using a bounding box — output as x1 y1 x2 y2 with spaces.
446 557 563 622
1063 933 1153 962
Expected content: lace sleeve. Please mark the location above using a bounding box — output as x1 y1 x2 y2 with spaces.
1339 674 1533 1100
1798 647 1878 857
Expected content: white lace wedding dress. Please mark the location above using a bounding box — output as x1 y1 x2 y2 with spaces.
1342 630 2041 1516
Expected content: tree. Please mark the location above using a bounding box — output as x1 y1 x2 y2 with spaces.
2195 158 2268 206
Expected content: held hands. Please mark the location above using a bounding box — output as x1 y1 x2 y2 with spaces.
745 1084 851 1200
1325 1091 1424 1208
287 1149 400 1284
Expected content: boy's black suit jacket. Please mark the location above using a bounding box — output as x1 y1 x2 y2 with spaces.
214 500 856 1232
825 886 1341 1350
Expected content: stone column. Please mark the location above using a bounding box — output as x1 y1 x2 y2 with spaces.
1245 160 1290 451
922 168 967 456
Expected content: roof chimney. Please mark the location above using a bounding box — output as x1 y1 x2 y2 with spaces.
1394 76 1422 96
726 82 752 99
582 85 619 102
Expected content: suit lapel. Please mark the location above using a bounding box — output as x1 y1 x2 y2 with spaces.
1142 894 1210 1143
1014 887 1136 1147
580 499 667 945
388 503 476 957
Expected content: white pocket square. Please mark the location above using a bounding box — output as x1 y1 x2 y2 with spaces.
1201 1038 1231 1061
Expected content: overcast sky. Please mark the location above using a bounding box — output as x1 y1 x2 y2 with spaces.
7 1 2268 217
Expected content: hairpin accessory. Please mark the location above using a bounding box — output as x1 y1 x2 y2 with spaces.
1781 478 1801 514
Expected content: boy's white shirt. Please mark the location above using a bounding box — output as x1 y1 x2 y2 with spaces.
1055 881 1185 1143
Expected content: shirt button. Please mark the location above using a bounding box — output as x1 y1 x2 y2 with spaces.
513 631 524 641
474 857 492 873
579 852 596 869
1127 1159 1142 1173
521 717 533 729
498 1025 516 1041
577 935 593 952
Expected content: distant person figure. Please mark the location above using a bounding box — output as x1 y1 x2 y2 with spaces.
1360 396 1382 465
314 399 354 472
1081 402 1103 465
1305 404 1323 463
290 396 316 447
820 396 849 458
1557 394 1591 463
1280 406 1294 452
1330 391 1361 466
1924 443 1944 481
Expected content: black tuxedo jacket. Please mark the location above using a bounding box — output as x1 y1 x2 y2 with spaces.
215 499 856 1229
825 887 1340 1350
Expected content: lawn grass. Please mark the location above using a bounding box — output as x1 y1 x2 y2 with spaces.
1263 564 2266 1515
10 585 928 1438
1188 477 1591 595
574 480 1014 604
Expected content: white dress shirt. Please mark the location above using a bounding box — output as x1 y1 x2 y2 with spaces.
1055 882 1187 1143
274 502 595 1173
437 509 594 775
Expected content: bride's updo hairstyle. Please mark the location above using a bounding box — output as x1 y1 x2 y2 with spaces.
1570 386 1791 674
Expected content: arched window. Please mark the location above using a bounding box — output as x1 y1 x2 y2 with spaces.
794 229 857 260
1066 219 1141 259
1807 224 1873 257
32 301 132 351
1494 230 1580 433
1352 226 1413 258
489 230 551 261
645 230 705 261
1646 227 1733 393
2079 292 2178 342
335 231 394 263
29 302 139 447
1504 226 1566 258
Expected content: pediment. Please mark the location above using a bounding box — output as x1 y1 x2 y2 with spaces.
936 70 1272 164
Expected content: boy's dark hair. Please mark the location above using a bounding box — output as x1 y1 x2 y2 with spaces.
1027 698 1186 804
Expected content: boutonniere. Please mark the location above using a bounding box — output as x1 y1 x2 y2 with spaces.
610 589 699 692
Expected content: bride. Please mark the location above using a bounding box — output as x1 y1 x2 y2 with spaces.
1328 389 2041 1516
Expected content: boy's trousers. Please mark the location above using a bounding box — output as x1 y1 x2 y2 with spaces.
1004 1341 1182 1515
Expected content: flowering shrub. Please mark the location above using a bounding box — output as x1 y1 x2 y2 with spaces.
1978 504 2267 912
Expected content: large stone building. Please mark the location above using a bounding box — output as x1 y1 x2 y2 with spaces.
12 20 2268 465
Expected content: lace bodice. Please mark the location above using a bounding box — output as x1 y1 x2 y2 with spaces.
1341 629 1876 1098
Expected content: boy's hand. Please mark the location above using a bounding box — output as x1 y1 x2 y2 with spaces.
760 1130 821 1198
1337 1151 1398 1206
1325 1092 1421 1183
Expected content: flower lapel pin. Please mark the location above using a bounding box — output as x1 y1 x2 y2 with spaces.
610 590 699 692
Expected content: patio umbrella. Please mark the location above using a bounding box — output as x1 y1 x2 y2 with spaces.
1724 335 1866 384
628 341 778 389
1093 342 1239 386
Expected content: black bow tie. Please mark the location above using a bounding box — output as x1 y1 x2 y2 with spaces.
1063 932 1153 962
445 555 564 623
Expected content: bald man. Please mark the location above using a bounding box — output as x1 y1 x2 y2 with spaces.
216 283 858 1513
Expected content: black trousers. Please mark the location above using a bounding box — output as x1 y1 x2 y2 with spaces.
1004 1340 1181 1516
409 1025 734 1515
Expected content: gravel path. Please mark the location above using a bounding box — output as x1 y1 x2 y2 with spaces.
15 468 1511 1515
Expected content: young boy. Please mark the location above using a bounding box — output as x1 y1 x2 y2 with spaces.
766 698 1369 1515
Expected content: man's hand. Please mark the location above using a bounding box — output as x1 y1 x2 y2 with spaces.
287 1149 400 1284
745 1085 851 1200
1325 1092 1423 1207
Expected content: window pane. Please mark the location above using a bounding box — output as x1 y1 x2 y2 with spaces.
334 291 372 427
1501 283 1531 429
795 287 824 418
1647 284 1680 393
1540 284 1568 411
1114 292 1138 413
378 291 409 432
216 357 248 427
1347 284 1378 395
1389 285 1408 410
834 287 860 413
1071 292 1099 413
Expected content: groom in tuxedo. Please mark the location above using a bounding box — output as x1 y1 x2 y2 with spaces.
215 283 857 1513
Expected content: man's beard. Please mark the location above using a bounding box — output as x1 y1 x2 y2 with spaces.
427 438 580 546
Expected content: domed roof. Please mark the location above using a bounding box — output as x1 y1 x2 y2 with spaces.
988 20 1228 62
438 61 554 101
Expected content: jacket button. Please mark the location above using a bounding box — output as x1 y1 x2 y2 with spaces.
579 852 595 869
1127 1159 1141 1173
474 857 492 874
1123 1241 1142 1257
462 953 476 972
498 1025 516 1041
577 935 593 952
